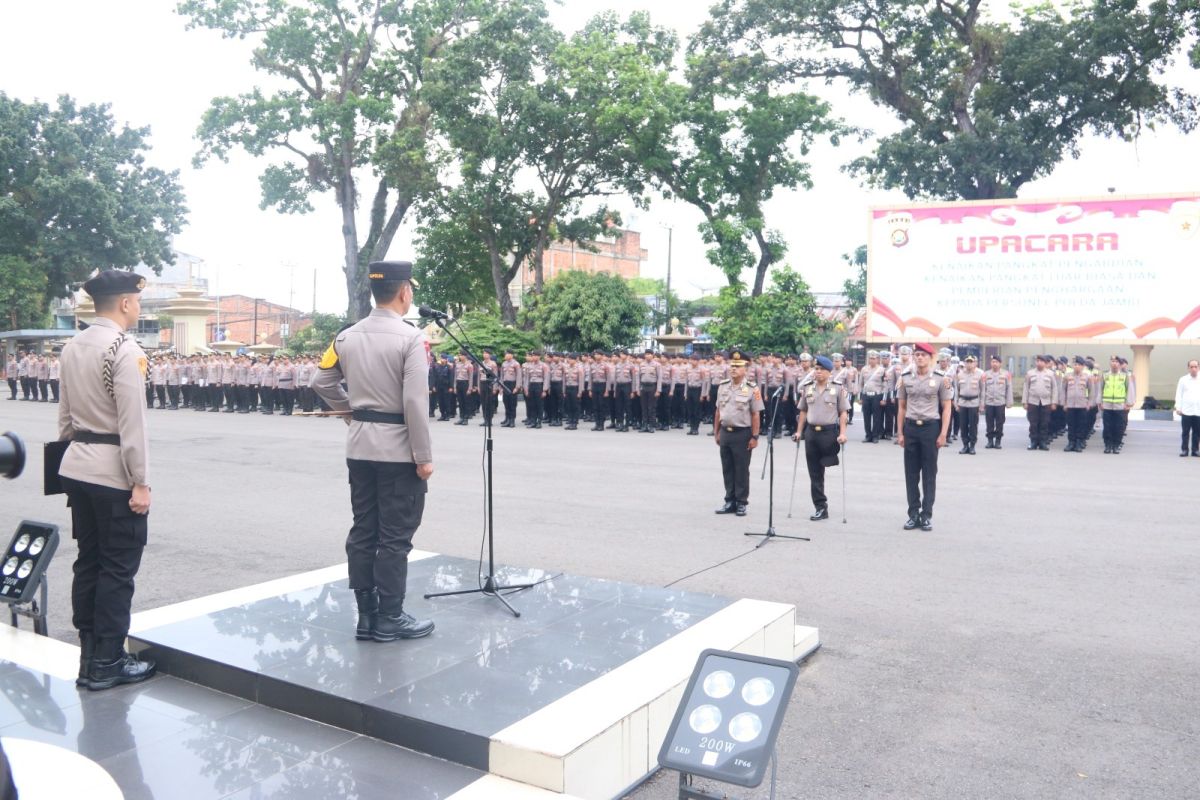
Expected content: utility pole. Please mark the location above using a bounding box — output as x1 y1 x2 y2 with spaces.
662 226 674 333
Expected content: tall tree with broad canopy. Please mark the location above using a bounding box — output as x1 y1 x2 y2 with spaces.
704 0 1197 200
519 270 648 353
0 93 186 325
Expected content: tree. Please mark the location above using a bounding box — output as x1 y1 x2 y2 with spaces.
520 271 647 352
842 244 867 314
412 215 498 317
0 93 187 321
706 266 827 352
626 277 682 331
635 26 843 296
424 5 676 320
707 0 1197 200
180 0 472 320
281 311 349 356
430 310 539 357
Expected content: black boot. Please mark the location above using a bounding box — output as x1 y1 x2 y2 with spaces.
373 596 434 642
714 501 736 515
87 637 155 691
354 589 377 641
77 630 94 688
809 507 829 522
994 438 1002 449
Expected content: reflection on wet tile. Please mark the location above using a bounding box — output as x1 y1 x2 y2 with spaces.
138 609 313 672
99 726 298 800
371 659 577 737
105 674 252 723
0 662 81 731
204 704 356 761
472 629 644 688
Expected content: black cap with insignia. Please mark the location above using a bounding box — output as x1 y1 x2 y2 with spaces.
366 260 419 287
84 270 146 297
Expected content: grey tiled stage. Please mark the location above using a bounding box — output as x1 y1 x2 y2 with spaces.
0 660 483 800
130 555 734 771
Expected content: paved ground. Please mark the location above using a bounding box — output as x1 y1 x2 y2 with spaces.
1 400 1196 799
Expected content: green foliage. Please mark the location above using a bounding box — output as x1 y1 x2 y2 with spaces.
625 277 682 331
0 93 186 306
0 255 50 329
706 0 1197 200
520 271 647 352
842 245 867 314
431 311 539 357
281 312 349 357
413 215 498 316
706 266 827 352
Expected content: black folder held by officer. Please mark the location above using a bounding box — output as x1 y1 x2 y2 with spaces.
793 356 848 522
312 260 435 642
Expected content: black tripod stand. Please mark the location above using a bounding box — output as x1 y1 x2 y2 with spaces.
745 384 809 548
423 318 534 617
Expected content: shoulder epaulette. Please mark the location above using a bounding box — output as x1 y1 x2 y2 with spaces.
933 369 945 376
746 380 758 388
718 378 731 384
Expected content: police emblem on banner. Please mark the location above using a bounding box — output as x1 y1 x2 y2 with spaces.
1169 201 1200 240
887 212 913 248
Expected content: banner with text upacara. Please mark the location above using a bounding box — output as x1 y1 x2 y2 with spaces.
868 194 1200 341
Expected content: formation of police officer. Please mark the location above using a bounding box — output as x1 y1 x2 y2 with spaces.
54 270 156 690
312 260 435 643
7 352 60 402
135 352 323 416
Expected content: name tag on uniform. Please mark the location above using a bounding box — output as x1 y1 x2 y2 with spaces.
929 379 937 389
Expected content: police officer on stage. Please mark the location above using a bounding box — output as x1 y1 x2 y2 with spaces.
56 269 156 690
313 260 435 642
714 349 763 518
793 356 848 521
897 342 952 532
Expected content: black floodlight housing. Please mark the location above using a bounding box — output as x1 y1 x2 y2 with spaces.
0 522 59 605
658 649 799 796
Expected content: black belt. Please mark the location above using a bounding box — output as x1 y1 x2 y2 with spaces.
74 431 121 445
809 425 834 432
641 382 657 387
724 425 750 432
863 392 881 397
906 419 938 427
351 410 406 424
959 396 978 400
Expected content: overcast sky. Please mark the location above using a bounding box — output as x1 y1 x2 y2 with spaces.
2 1 1197 313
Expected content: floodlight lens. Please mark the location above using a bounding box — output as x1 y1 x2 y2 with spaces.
2 557 16 576
16 560 32 579
688 705 722 735
728 712 763 743
741 677 775 706
28 537 44 556
703 670 736 699
14 534 29 553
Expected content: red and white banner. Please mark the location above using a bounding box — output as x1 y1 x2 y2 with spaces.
868 194 1200 341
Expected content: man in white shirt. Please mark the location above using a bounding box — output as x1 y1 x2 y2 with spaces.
1174 359 1200 457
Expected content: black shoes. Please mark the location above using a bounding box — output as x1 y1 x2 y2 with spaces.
77 631 94 688
1027 442 1038 450
735 503 747 517
715 501 736 515
373 611 435 641
809 507 829 522
967 444 976 454
958 445 969 454
354 589 377 641
903 517 920 530
1037 444 1049 451
920 516 933 532
86 638 156 691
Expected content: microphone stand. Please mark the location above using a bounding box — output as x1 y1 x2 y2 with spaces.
745 383 809 548
423 317 533 617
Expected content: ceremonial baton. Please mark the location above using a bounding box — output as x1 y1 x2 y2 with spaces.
295 410 351 417
841 436 848 524
786 437 801 518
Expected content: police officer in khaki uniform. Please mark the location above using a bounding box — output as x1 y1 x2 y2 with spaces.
313 261 435 642
897 342 952 531
56 269 156 690
793 356 848 521
982 355 1013 448
1061 356 1094 452
953 355 984 454
714 349 764 517
1023 355 1059 450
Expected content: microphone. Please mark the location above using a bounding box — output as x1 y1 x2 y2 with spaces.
418 305 451 321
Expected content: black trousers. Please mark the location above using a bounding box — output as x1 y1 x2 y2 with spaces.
985 405 1006 440
526 383 544 423
686 386 702 430
63 477 147 641
248 386 259 411
167 383 179 407
1181 414 1200 453
436 385 454 418
615 383 633 426
883 401 896 437
155 385 167 408
862 394 882 440
1027 404 1050 445
480 381 497 421
502 380 518 422
564 385 580 424
805 427 840 509
672 384 686 425
456 380 471 420
706 386 719 422
346 459 426 607
846 393 855 423
591 383 608 427
718 426 753 504
6 378 16 399
279 387 296 414
902 420 939 520
1066 407 1087 444
260 386 275 412
639 384 657 427
208 384 223 408
225 384 236 411
957 406 979 446
1102 408 1126 448
548 381 563 422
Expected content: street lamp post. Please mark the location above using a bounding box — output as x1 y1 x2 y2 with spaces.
663 225 673 334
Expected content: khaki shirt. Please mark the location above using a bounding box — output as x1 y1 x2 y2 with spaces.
563 363 584 387
499 359 521 383
1023 369 1059 406
57 316 150 490
715 379 764 428
859 365 885 394
954 370 984 410
313 307 432 464
983 369 1013 406
637 361 661 391
589 362 612 391
1061 372 1093 408
798 381 847 427
897 369 952 421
